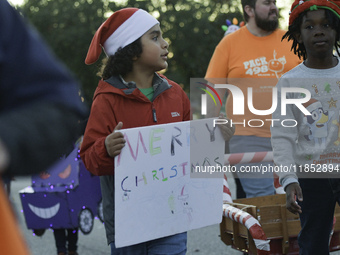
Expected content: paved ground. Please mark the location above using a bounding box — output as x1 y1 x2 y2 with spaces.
10 175 340 255
11 176 242 255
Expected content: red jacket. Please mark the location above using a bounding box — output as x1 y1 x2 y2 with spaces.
80 74 191 176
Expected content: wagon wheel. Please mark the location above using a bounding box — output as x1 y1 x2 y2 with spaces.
98 200 104 223
78 208 94 234
33 229 46 237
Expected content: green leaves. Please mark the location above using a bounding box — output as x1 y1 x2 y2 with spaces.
20 0 242 102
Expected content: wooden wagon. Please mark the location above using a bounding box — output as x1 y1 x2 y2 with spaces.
220 194 340 254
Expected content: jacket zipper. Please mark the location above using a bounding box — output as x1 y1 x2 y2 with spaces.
152 104 157 122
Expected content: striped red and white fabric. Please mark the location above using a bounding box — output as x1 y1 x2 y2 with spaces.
224 151 285 194
224 151 273 165
223 204 270 255
223 173 233 203
273 172 285 194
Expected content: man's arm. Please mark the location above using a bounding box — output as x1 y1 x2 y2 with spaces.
205 87 226 118
205 40 229 118
205 40 233 140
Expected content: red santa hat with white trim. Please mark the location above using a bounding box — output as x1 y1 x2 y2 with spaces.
85 8 159 65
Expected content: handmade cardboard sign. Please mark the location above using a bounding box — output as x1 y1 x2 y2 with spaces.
114 118 224 247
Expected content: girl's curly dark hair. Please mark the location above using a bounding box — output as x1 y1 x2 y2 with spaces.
97 38 143 79
282 9 340 60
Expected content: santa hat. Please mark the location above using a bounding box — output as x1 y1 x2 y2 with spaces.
85 8 159 65
303 98 322 113
178 185 189 200
289 0 340 26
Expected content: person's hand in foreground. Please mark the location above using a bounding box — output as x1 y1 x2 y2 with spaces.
285 182 303 214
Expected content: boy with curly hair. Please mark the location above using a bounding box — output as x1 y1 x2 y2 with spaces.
271 0 340 253
80 7 234 255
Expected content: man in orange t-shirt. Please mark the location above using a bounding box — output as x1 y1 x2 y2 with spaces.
205 0 301 198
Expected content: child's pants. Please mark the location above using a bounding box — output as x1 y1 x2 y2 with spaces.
298 178 340 255
110 232 187 255
53 228 78 254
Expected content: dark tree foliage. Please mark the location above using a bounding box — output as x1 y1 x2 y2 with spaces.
19 0 242 103
110 0 243 91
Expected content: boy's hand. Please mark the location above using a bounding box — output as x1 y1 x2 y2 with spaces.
217 114 235 141
105 122 126 158
285 182 303 214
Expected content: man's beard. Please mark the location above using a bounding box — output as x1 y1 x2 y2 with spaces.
255 13 278 32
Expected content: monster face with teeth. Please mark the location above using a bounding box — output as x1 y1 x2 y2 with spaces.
19 146 102 233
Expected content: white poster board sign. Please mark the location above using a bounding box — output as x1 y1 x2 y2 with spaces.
114 118 224 247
